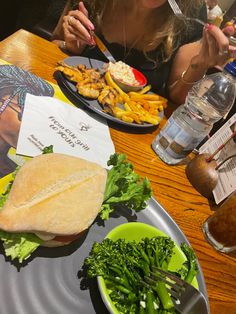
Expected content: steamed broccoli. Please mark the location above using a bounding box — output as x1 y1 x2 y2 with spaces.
180 243 199 284
85 236 198 313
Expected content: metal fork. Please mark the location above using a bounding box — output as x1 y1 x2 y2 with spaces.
143 267 209 314
168 0 206 27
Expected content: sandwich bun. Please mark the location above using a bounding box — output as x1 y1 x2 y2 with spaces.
0 153 107 246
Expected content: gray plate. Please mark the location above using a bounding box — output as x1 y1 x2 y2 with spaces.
0 196 209 314
56 56 160 129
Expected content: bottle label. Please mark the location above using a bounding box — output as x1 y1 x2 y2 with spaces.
157 116 206 159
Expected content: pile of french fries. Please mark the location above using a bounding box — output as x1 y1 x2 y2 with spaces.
104 71 167 125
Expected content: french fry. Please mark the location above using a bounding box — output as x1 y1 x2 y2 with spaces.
142 101 150 111
134 100 164 113
136 101 161 124
121 115 134 123
139 99 164 108
139 94 161 101
121 94 164 125
137 84 151 94
147 100 165 106
123 102 132 112
128 112 142 124
125 102 144 123
105 71 130 102
112 107 127 118
147 99 167 109
128 92 143 99
143 115 161 125
127 100 141 112
129 94 162 102
112 107 135 123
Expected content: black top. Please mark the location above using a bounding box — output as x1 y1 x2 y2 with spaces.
81 5 207 97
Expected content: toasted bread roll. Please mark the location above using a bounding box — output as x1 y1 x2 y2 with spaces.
0 153 107 239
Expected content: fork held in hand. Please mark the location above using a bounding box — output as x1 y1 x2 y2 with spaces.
143 267 209 314
168 0 206 27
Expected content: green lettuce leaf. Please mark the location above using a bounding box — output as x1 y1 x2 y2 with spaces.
0 167 19 209
0 231 43 263
42 145 54 154
0 166 42 263
100 153 152 220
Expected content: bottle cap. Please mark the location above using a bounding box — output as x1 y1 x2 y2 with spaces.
224 60 236 77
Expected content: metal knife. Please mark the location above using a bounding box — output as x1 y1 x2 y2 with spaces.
92 33 116 63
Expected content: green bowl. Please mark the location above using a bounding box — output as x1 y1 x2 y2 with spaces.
97 222 198 314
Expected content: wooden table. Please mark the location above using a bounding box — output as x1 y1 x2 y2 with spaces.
0 29 235 313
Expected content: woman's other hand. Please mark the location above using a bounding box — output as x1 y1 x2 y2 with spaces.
168 24 236 105
62 1 95 54
193 24 236 69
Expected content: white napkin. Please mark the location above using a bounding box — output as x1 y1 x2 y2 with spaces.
16 94 115 168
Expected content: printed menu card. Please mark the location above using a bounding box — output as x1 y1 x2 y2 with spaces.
16 94 115 168
199 113 236 204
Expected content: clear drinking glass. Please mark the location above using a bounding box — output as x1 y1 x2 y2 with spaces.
202 191 236 253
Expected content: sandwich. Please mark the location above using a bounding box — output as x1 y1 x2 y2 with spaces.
0 153 107 262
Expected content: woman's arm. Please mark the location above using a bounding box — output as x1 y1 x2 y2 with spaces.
168 25 236 105
167 41 207 105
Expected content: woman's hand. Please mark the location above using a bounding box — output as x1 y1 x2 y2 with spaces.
192 24 236 69
168 24 236 105
62 1 95 54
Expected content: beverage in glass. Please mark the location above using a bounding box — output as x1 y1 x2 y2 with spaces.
202 191 236 253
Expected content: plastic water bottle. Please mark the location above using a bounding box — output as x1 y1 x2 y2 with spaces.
152 61 236 165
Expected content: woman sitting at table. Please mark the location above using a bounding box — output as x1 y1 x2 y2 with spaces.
52 0 236 105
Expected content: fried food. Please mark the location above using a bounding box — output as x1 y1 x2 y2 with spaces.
137 84 151 94
76 67 105 99
77 84 100 99
77 76 106 99
98 86 120 107
129 92 162 101
56 61 84 82
104 71 130 103
56 61 105 99
56 60 168 125
84 68 102 81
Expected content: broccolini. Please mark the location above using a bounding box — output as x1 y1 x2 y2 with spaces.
85 236 199 313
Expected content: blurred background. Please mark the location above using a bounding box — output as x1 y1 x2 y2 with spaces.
0 0 236 42
0 0 67 41
218 0 234 12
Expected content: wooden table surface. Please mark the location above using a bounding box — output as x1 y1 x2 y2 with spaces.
0 29 235 313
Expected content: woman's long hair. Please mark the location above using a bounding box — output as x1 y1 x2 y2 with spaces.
73 0 205 61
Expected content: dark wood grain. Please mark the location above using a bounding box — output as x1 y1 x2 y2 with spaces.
0 29 235 313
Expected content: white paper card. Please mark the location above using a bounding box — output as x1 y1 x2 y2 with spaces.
16 94 115 168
